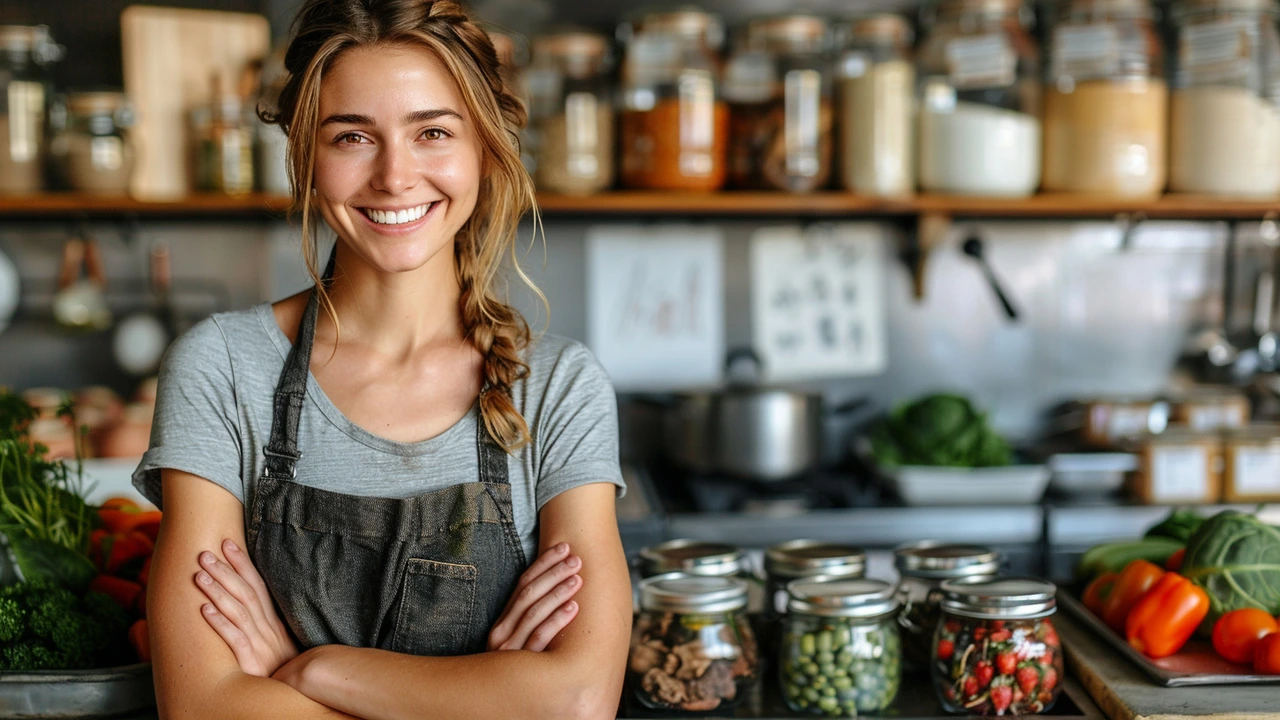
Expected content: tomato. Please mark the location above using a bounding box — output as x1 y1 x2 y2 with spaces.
1213 609 1279 665
1254 632 1280 675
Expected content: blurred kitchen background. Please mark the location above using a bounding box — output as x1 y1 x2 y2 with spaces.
2 0 1280 580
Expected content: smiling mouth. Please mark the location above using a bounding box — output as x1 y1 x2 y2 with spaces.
359 202 438 225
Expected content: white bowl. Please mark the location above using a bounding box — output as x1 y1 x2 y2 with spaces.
880 464 1051 506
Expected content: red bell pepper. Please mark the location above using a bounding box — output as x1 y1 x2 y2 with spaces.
1103 560 1165 632
89 574 143 612
1126 572 1210 659
1082 572 1118 616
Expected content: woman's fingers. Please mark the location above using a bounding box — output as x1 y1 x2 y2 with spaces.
220 540 289 636
516 543 571 591
198 551 271 629
524 601 579 652
488 554 581 649
497 574 583 651
200 604 268 677
195 570 256 631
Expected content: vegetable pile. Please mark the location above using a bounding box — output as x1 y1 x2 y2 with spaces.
934 617 1063 716
869 394 1013 468
0 390 158 671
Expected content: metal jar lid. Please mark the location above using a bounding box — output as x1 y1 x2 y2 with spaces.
1173 0 1277 17
765 540 867 580
746 14 832 53
895 541 1002 580
787 578 901 619
640 574 749 614
639 539 746 578
843 14 915 47
939 577 1057 620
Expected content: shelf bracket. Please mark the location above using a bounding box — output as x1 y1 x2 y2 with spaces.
900 212 951 301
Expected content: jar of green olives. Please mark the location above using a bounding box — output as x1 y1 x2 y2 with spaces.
895 542 1001 672
781 578 902 717
932 578 1064 716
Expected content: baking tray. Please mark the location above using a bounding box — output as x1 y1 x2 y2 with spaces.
1058 591 1280 687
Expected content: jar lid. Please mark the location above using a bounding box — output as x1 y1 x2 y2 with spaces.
632 7 726 48
939 577 1057 619
0 25 51 53
937 0 1028 18
639 539 745 577
895 541 1002 579
1060 0 1157 18
1173 0 1278 15
765 540 866 580
640 574 749 613
787 577 901 618
842 14 914 47
746 14 832 52
67 92 132 118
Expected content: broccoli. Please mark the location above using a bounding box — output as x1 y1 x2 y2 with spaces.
870 393 1014 468
0 580 127 671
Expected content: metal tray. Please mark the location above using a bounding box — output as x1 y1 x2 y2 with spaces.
1058 591 1280 687
0 662 155 718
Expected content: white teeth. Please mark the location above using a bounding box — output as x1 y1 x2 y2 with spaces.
364 203 432 225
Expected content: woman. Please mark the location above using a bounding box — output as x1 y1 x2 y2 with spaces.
131 1 632 718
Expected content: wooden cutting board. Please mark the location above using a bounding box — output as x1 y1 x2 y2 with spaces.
121 6 271 200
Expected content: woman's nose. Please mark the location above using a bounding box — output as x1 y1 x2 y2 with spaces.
370 141 420 194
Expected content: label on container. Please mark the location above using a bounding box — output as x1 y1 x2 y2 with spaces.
1051 24 1120 81
1108 408 1151 441
1233 446 1280 494
783 69 823 179
1151 446 1211 501
6 81 44 163
677 70 717 177
1181 19 1255 85
564 92 602 178
946 34 1017 90
1187 405 1247 433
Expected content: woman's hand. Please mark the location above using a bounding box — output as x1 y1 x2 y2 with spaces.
487 542 583 652
194 539 300 677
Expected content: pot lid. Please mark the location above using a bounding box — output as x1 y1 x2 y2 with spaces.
765 540 866 580
639 539 745 577
940 577 1057 619
640 574 749 613
895 541 1002 579
787 578 901 618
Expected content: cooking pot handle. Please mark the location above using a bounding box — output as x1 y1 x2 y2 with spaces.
829 397 872 417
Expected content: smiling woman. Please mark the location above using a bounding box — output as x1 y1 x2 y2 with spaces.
130 2 632 720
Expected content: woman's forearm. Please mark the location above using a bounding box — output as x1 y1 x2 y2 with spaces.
294 644 621 720
160 670 362 720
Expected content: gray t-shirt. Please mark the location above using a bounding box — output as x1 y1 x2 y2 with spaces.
132 302 626 561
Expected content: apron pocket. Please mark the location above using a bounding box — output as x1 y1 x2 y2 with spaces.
390 558 479 656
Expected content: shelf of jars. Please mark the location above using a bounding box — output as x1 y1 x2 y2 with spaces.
0 193 292 218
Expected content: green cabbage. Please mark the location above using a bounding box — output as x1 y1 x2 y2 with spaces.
1182 511 1280 632
869 394 1012 468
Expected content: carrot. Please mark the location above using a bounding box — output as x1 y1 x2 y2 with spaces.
126 513 162 540
128 619 151 663
105 531 154 576
89 574 143 611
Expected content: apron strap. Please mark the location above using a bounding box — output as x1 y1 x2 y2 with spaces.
263 246 337 479
476 413 510 486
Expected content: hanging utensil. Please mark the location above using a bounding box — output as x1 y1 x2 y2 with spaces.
52 233 112 331
961 233 1019 321
0 244 18 336
112 241 172 377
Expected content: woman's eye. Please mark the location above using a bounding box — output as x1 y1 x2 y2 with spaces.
423 128 450 141
335 132 366 145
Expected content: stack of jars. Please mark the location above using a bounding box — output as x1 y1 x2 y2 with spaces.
0 25 63 196
525 30 615 195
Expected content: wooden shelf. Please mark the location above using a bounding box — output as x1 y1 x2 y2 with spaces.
1 191 1276 220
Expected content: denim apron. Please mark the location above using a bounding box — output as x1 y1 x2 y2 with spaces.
245 252 528 656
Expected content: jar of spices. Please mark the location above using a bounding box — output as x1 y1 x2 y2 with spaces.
1224 424 1280 501
618 7 729 191
781 578 902 717
933 578 1064 716
190 95 255 195
764 540 866 617
1169 0 1280 197
628 575 758 714
725 15 834 193
835 14 916 198
1041 0 1168 196
1172 388 1251 432
895 541 1002 672
1137 427 1224 503
527 30 614 195
49 92 136 196
0 25 63 195
916 0 1043 197
1082 397 1170 448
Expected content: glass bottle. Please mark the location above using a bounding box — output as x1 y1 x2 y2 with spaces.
190 93 255 195
836 14 916 197
628 575 758 714
916 0 1043 196
49 91 136 196
618 7 729 191
894 541 1001 672
1168 0 1280 196
527 30 615 195
0 25 63 195
932 578 1064 716
780 578 902 716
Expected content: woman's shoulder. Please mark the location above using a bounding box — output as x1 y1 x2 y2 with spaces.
160 303 280 374
520 333 614 400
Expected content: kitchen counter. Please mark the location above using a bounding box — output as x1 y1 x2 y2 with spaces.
1058 606 1280 720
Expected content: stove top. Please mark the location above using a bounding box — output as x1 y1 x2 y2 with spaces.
645 463 884 515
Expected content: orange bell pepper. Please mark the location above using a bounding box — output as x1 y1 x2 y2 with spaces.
1165 548 1186 572
1102 559 1166 632
1082 572 1118 616
1126 572 1210 658
89 574 143 612
104 530 155 576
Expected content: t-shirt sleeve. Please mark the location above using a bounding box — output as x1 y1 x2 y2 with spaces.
533 341 626 510
131 316 244 510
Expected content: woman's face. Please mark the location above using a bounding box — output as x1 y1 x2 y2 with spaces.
313 43 483 275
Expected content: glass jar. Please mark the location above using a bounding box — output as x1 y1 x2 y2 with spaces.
1169 0 1280 196
527 30 614 195
836 14 916 197
1224 424 1280 501
1082 397 1170 448
49 92 136 196
764 540 866 617
724 15 834 193
1171 388 1251 432
1042 0 1168 196
0 25 63 195
638 539 749 579
916 0 1042 196
190 95 255 195
932 578 1064 716
618 7 729 191
628 575 758 714
1138 427 1224 503
781 578 902 716
895 542 1001 672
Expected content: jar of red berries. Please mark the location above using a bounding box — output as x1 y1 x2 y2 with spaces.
931 578 1063 716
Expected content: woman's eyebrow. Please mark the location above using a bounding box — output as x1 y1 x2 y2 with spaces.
319 109 463 128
